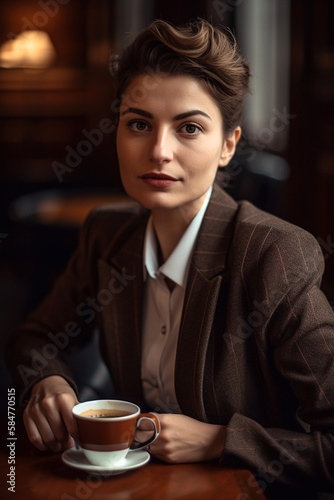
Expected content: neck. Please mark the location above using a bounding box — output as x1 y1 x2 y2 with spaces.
151 198 206 262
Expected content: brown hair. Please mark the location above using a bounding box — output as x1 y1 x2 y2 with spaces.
111 18 251 136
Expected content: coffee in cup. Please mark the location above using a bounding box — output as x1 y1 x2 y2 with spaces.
79 409 131 418
72 399 160 467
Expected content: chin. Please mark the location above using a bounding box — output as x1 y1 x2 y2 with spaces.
137 200 175 211
126 191 178 211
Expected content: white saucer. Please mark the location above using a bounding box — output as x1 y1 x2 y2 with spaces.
62 447 150 475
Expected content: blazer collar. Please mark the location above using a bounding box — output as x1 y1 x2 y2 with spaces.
191 183 238 280
108 183 238 279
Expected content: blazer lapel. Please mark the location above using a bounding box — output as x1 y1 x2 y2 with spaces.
175 184 238 421
97 217 147 408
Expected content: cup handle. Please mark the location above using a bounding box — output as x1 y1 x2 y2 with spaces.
130 413 161 450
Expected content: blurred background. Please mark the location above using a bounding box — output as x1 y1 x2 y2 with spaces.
1 0 333 414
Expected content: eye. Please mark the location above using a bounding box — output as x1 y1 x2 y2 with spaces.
127 119 150 132
179 123 202 135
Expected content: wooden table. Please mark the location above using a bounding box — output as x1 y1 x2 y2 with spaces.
1 417 267 500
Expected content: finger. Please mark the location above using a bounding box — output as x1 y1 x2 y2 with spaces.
149 437 177 463
27 396 69 452
134 417 157 446
46 412 70 449
134 428 155 446
24 406 61 452
38 396 73 449
62 434 75 451
23 409 48 452
58 394 78 438
137 418 155 431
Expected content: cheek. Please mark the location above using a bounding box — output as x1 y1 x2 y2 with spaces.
117 134 140 163
187 147 220 176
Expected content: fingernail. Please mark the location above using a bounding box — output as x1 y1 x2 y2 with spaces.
52 442 61 453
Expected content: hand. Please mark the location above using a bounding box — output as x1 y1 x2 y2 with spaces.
145 414 226 464
23 375 79 453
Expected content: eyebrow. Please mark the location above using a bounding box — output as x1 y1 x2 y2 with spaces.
121 107 212 121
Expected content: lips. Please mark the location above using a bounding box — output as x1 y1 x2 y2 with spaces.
139 172 178 188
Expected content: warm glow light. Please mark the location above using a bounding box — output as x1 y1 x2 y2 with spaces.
0 30 56 69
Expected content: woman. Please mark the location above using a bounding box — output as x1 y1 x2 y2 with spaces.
6 19 334 497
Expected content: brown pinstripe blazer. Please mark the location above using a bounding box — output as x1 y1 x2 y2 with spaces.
6 183 334 492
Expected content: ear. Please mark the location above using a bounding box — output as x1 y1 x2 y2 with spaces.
218 127 242 167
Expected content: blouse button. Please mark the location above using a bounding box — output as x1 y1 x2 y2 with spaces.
161 325 167 335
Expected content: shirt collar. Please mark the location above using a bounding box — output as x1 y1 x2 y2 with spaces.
143 186 212 288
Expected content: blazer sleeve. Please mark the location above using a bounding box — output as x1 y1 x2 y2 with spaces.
5 208 100 405
221 228 334 492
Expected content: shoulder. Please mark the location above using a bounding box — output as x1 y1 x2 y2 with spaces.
234 200 321 255
232 199 324 286
211 184 321 257
85 200 147 231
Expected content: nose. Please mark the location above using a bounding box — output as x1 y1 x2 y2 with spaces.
150 128 173 164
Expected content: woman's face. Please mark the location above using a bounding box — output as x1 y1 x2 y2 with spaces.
117 73 240 218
